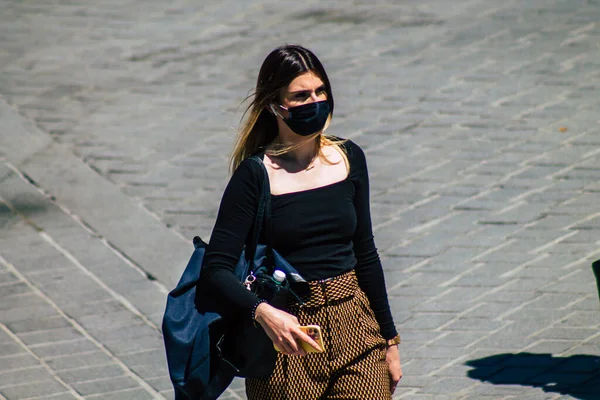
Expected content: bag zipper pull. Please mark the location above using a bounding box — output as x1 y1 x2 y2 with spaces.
243 273 256 291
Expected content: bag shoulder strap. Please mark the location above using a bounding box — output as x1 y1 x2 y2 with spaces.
245 155 274 267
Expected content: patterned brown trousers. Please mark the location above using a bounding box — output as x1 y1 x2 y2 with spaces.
246 270 391 400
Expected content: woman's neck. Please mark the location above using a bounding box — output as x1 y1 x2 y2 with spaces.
270 133 320 171
283 139 318 162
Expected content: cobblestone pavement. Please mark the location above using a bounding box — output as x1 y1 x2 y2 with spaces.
1 0 600 398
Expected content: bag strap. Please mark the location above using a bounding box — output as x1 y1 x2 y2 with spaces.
245 155 274 267
257 157 274 267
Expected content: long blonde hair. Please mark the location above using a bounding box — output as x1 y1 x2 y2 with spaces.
230 45 347 173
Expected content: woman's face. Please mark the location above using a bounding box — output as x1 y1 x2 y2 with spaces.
279 72 327 109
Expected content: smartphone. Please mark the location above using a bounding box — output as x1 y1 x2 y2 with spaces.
273 325 325 353
299 325 325 353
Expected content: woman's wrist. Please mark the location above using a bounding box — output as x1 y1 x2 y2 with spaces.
251 300 268 325
386 334 401 348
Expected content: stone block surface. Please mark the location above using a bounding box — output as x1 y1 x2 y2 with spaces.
2 0 600 398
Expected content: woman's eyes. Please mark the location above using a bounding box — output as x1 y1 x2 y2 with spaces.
294 88 326 100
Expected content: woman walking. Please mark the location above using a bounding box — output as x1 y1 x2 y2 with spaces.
201 44 402 399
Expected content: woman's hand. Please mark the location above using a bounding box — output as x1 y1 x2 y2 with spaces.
386 345 403 394
254 302 322 356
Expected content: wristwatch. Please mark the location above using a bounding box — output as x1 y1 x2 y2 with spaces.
386 334 401 347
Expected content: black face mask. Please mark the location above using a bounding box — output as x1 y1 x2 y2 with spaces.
276 101 331 136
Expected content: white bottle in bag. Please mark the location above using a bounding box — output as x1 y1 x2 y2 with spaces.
273 270 286 284
270 270 287 309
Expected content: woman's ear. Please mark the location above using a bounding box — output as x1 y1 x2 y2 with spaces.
267 104 282 118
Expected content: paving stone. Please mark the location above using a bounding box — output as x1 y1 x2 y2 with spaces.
56 363 127 385
71 375 140 396
568 296 600 311
0 282 31 299
0 342 27 358
121 353 167 381
77 311 146 332
473 334 541 351
429 331 488 348
445 318 507 332
121 289 167 317
0 366 53 388
28 393 80 400
0 379 67 399
523 340 579 355
413 300 475 313
0 271 19 286
103 333 163 356
398 330 446 346
0 354 39 373
555 310 600 328
44 351 115 372
145 375 173 392
399 313 457 330
57 299 131 320
6 316 71 334
447 273 513 288
526 293 586 310
419 376 476 394
29 339 99 359
395 374 439 390
129 363 168 380
459 395 510 400
17 327 83 346
402 358 455 377
0 293 50 312
411 345 478 360
466 383 539 396
26 268 99 294
0 330 13 346
84 387 156 400
89 323 158 343
28 392 77 400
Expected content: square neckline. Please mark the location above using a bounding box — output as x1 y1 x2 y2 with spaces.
261 144 351 197
270 177 350 197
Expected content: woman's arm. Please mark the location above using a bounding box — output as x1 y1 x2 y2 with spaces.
199 159 264 313
348 141 398 340
348 141 403 388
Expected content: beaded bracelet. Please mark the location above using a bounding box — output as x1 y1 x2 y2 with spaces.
251 299 267 326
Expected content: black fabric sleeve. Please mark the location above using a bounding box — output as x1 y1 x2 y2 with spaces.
199 158 262 314
347 141 398 340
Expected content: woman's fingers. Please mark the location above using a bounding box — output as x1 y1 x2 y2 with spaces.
272 328 312 356
278 342 295 355
255 306 314 356
390 373 402 394
279 336 306 356
290 347 306 357
274 330 301 355
386 345 402 394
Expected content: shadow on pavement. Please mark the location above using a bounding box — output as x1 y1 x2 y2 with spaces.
0 195 49 216
465 353 600 399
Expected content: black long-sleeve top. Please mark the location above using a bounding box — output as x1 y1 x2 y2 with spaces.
200 139 397 339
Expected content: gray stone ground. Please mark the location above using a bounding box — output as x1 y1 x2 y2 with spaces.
1 0 600 398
